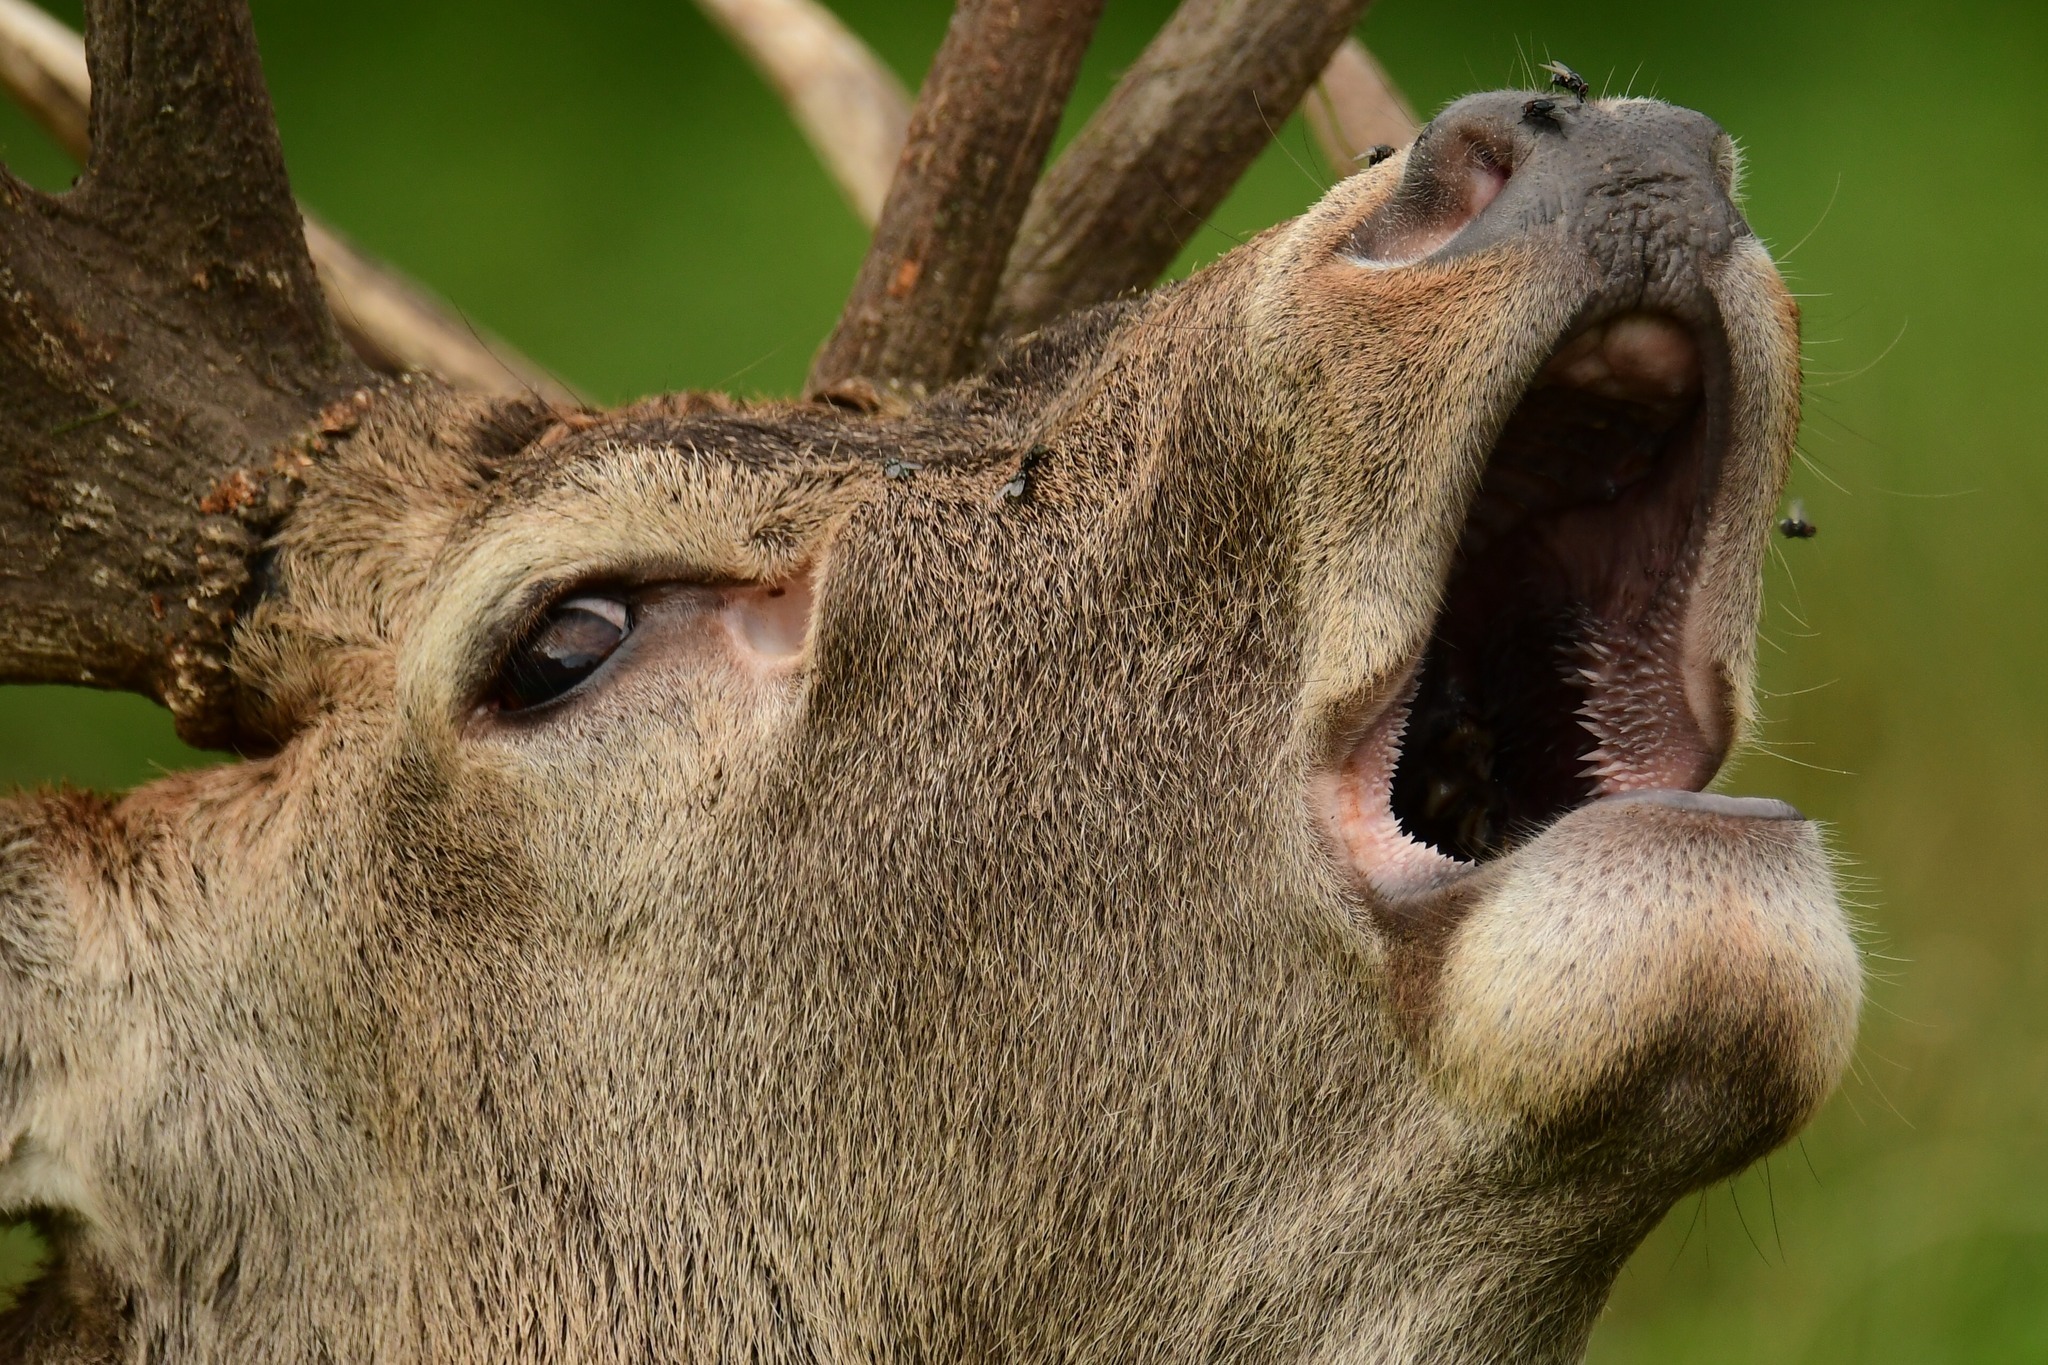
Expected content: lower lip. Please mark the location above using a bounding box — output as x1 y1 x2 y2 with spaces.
1601 789 1803 821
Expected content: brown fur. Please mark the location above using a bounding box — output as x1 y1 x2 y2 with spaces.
0 99 1856 1362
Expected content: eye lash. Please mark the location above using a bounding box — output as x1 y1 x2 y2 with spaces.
470 577 570 710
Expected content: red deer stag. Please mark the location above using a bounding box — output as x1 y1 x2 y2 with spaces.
0 0 1859 1359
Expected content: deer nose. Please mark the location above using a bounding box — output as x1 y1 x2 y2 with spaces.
1344 90 1748 313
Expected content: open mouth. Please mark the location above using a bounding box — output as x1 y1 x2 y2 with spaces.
1331 310 1732 894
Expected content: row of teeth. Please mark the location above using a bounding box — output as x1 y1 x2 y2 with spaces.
1574 625 1688 790
1357 611 1695 895
1345 686 1476 896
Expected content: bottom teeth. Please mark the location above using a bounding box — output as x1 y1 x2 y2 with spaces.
1339 595 1704 898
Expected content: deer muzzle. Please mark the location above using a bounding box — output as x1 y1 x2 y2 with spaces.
1256 91 1858 1187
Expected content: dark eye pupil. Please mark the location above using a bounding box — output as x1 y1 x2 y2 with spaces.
491 596 630 712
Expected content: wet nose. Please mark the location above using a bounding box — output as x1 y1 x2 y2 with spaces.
1344 90 1748 312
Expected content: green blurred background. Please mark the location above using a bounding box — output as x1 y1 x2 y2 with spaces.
0 0 2043 1357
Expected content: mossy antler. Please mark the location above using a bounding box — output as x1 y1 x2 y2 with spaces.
0 0 373 745
0 0 579 405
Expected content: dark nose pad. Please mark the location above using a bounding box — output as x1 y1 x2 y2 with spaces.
1344 91 1748 306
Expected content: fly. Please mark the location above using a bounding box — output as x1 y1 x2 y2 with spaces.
1778 499 1818 539
1541 61 1589 102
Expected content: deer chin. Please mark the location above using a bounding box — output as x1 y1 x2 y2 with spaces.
1326 310 1735 897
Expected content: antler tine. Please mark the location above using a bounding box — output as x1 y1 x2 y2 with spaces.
0 0 579 404
694 4 1412 246
302 220 580 405
805 0 1106 399
0 0 369 745
75 0 339 366
1304 36 1418 177
693 0 910 227
988 0 1373 340
0 0 86 152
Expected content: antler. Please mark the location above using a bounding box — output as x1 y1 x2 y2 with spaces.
691 0 910 226
1304 36 1418 177
987 0 1373 339
790 0 1381 389
804 0 1105 398
0 0 364 745
0 0 578 405
712 0 1412 392
710 2 1416 238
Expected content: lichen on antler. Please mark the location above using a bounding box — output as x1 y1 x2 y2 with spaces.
0 0 366 746
805 0 1106 398
0 0 578 405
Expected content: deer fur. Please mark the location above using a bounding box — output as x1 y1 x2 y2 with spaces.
0 110 1857 1361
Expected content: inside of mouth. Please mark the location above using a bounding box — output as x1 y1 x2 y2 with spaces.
1384 313 1722 865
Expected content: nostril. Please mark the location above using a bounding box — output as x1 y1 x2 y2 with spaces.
1461 148 1509 222
1345 134 1513 268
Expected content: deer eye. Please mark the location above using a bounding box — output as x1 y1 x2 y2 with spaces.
488 595 633 712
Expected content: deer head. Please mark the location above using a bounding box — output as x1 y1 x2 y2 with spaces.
0 0 1859 1360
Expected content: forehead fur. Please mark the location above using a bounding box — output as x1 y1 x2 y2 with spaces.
225 296 1171 744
